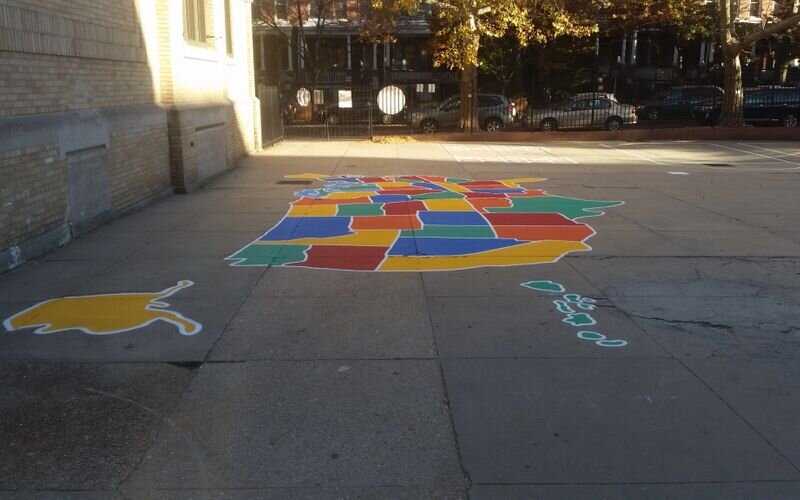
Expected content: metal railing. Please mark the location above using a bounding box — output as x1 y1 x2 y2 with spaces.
274 76 800 140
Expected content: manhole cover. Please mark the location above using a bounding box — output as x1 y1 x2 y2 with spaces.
704 163 734 167
277 180 313 185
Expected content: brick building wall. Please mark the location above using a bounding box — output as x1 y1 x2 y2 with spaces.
0 0 260 272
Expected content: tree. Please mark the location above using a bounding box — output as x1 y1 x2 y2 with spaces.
716 0 800 126
369 0 595 131
478 36 522 95
254 0 356 111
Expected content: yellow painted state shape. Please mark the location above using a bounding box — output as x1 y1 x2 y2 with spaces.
380 241 589 271
285 173 328 179
327 192 377 199
288 204 337 216
501 177 546 186
376 182 413 188
3 281 201 336
423 198 475 212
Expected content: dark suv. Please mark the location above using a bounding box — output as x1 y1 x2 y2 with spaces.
637 85 724 121
692 86 800 127
743 87 800 127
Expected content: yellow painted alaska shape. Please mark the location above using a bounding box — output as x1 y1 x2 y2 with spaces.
3 281 201 336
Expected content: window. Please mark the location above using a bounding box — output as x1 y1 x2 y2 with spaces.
224 0 233 55
749 0 760 17
310 0 319 18
568 100 592 111
183 0 206 43
275 0 288 19
334 0 347 18
593 98 612 109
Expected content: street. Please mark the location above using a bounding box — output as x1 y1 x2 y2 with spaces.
2 140 800 499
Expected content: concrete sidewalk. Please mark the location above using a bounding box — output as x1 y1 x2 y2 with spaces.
2 140 800 498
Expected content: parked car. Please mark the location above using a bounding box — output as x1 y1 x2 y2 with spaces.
743 87 800 127
636 85 724 121
521 93 637 131
692 86 800 127
408 93 515 133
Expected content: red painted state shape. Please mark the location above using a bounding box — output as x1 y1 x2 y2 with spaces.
290 245 389 270
383 201 426 215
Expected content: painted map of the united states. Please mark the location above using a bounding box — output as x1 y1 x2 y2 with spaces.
226 174 622 271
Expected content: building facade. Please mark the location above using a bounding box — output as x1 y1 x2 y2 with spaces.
603 0 799 97
251 0 457 122
0 0 260 272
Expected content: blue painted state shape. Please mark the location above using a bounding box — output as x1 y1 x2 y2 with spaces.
371 194 411 203
419 211 488 225
322 177 361 183
259 216 352 241
388 238 419 256
414 237 522 256
411 182 444 191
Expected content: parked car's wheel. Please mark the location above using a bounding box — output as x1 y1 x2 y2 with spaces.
606 116 623 131
782 113 798 128
381 114 394 125
421 119 439 134
485 117 503 132
326 113 341 126
540 118 557 132
647 108 659 120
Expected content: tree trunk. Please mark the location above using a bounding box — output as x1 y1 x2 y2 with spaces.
459 64 479 132
719 48 744 127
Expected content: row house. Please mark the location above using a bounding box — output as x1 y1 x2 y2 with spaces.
605 0 799 94
251 0 458 116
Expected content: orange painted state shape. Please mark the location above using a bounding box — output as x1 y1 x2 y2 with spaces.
508 190 547 197
494 225 594 242
351 215 422 230
467 197 513 212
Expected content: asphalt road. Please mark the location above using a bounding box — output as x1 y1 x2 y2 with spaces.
2 140 800 499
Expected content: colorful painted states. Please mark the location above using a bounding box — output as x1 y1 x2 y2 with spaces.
226 175 622 271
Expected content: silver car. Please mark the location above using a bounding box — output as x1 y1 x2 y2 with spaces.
523 94 637 131
409 94 515 133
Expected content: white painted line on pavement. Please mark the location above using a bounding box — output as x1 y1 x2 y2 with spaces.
600 143 668 165
668 171 689 175
738 143 800 159
709 143 800 167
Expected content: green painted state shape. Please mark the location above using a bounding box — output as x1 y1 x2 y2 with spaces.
597 339 628 347
563 313 596 327
486 196 623 219
229 244 310 266
402 226 496 238
445 177 472 183
521 280 566 293
577 331 606 341
337 203 384 216
411 191 466 200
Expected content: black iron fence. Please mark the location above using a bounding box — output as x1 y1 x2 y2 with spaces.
258 84 284 146
273 76 800 141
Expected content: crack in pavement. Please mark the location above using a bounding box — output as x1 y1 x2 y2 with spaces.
628 314 735 333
